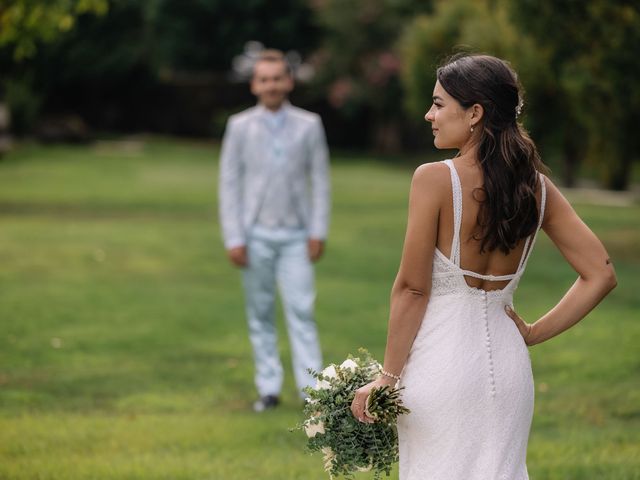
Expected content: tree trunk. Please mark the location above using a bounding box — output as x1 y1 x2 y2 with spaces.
562 133 583 188
607 148 633 191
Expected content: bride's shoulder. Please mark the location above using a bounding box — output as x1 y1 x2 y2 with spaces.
411 160 450 190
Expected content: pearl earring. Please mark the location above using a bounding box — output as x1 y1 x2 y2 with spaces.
470 126 474 133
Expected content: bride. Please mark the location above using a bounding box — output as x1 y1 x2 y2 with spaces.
350 54 616 479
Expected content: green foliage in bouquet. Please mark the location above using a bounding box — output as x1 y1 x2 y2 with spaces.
298 349 410 479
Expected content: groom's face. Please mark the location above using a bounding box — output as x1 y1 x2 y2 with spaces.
251 60 294 111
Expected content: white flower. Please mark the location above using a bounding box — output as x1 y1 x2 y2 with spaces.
304 418 325 438
315 364 337 389
366 361 382 376
340 358 358 372
322 364 338 378
315 378 330 390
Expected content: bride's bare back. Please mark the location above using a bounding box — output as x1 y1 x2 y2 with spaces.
435 157 543 291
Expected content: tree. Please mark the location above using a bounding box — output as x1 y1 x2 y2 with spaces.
400 0 640 190
0 0 108 60
153 0 319 72
509 0 640 190
0 0 322 135
0 0 108 133
310 0 434 153
399 0 548 155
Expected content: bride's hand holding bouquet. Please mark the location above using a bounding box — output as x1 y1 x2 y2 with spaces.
350 375 398 424
297 349 409 479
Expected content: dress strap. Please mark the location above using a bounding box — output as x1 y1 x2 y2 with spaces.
516 173 547 271
458 268 517 281
443 159 463 265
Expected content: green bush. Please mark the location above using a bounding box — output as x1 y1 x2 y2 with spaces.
3 76 42 134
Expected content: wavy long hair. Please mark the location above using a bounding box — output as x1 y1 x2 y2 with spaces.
437 54 547 254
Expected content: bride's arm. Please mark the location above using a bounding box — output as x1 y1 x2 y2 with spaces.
351 162 445 420
381 164 442 375
507 175 617 346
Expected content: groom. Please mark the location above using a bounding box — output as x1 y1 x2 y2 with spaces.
218 49 331 412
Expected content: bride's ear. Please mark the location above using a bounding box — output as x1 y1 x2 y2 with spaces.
470 103 484 123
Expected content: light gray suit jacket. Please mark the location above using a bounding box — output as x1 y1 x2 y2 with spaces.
218 103 331 249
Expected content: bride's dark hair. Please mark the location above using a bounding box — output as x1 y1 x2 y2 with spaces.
437 54 547 254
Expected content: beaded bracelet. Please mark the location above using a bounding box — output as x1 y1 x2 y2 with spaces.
380 369 401 381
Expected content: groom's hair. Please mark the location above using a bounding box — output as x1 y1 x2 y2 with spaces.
253 49 292 76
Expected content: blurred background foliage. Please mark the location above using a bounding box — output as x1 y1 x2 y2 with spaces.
0 0 639 189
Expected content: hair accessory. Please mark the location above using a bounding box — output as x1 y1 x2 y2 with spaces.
515 98 524 118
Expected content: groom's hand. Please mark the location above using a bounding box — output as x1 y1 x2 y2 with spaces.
308 239 324 262
227 246 248 268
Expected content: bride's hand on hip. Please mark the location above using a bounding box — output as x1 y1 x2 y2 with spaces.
350 377 395 424
505 305 534 346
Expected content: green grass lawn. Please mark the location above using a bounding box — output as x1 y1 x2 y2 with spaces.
0 138 638 479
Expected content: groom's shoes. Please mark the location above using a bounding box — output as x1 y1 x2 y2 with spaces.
253 395 279 412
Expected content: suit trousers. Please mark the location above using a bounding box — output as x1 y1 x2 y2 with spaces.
242 225 322 398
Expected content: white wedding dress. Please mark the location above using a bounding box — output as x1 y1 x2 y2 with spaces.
397 159 546 480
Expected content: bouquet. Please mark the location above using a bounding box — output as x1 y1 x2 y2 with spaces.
298 349 410 479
